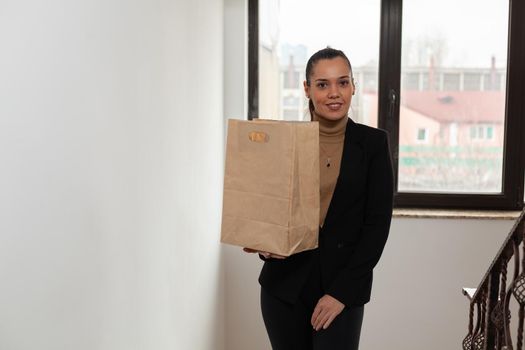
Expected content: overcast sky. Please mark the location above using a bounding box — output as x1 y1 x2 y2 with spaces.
274 0 509 68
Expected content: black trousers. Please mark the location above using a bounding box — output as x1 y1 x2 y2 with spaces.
260 266 364 350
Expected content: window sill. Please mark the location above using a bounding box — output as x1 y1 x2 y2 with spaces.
393 208 521 220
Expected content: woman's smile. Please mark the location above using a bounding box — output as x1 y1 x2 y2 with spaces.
326 102 343 111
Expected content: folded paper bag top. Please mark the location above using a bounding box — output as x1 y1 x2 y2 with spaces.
220 119 320 257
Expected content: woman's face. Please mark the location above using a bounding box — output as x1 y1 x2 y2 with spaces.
304 57 354 121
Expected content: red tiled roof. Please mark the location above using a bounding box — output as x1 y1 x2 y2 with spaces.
401 91 505 123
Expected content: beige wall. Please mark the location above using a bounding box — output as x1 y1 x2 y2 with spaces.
223 218 513 350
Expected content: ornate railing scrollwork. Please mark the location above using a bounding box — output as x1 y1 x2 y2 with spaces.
463 211 525 350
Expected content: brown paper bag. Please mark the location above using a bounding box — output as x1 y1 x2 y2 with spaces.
221 119 319 256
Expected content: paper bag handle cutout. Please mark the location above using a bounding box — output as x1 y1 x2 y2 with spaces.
248 131 269 143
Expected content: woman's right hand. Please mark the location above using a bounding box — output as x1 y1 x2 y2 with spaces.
242 248 287 259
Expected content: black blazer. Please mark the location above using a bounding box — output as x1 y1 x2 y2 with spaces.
258 118 394 307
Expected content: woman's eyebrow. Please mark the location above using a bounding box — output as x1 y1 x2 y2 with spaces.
314 75 350 82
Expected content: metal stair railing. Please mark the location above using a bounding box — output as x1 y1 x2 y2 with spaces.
463 210 525 350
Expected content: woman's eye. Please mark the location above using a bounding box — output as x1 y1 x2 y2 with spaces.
316 82 327 88
339 80 350 86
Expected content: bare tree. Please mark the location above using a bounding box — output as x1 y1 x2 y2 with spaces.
402 33 448 67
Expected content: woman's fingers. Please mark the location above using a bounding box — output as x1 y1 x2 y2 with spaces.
322 314 337 330
242 248 269 257
312 304 329 330
315 310 335 331
314 310 330 331
242 248 287 259
311 303 322 326
314 309 336 331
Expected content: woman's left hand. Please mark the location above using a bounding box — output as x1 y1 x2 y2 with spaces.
311 294 345 331
242 247 287 259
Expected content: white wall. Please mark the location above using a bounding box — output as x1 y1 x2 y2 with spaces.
224 0 247 121
0 1 224 349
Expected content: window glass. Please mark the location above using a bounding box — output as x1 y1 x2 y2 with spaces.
443 73 460 91
464 73 482 91
258 0 380 125
487 126 494 139
398 0 508 193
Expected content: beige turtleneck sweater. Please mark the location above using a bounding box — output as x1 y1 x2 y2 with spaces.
313 114 348 227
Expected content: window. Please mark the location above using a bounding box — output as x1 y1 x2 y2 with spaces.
470 124 496 141
282 109 300 119
283 95 300 107
403 73 420 91
283 70 301 89
417 128 427 142
249 0 525 209
252 0 380 125
464 73 482 91
443 73 460 91
483 73 502 91
487 126 494 139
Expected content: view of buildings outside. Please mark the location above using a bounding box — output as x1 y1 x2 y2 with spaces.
259 0 508 193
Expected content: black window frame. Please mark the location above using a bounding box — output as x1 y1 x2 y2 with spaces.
248 0 525 210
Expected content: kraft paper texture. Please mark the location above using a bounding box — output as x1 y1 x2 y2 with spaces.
221 119 320 256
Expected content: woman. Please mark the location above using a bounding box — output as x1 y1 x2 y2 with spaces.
245 47 394 349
